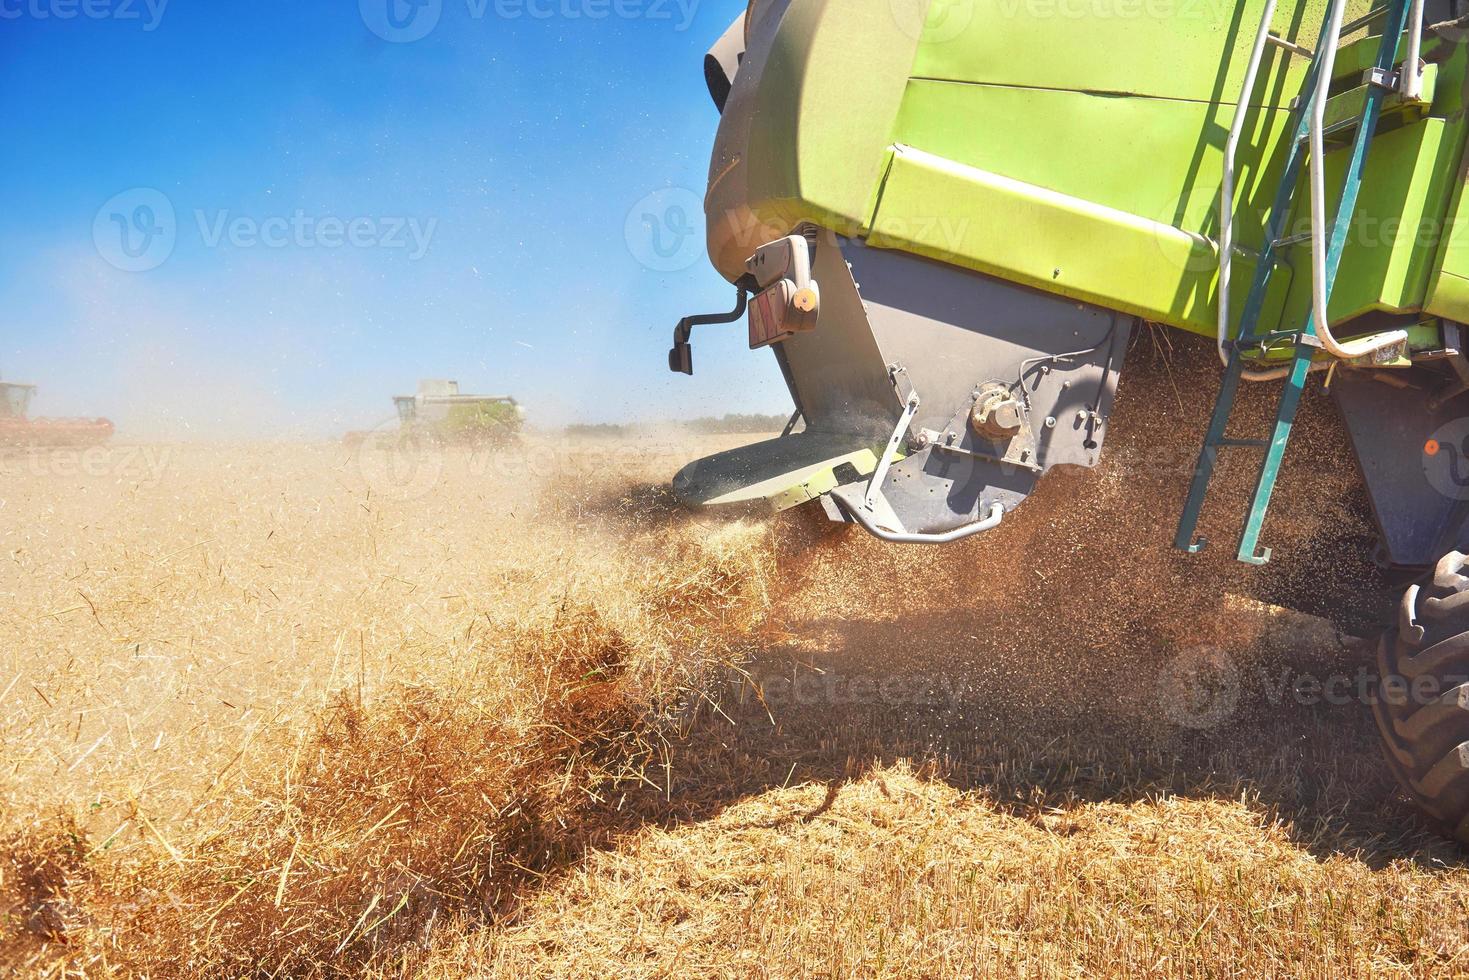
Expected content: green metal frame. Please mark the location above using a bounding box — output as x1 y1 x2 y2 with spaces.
1174 0 1415 564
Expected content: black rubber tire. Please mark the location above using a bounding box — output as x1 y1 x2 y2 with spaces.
1373 550 1469 842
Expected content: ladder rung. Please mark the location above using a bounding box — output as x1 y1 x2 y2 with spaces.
1296 118 1359 143
1272 231 1313 247
1239 327 1322 346
1218 438 1271 449
1266 33 1314 58
1296 73 1425 145
1231 330 1324 352
1340 4 1390 34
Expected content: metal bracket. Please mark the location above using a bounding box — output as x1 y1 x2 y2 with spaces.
1366 66 1399 90
921 427 1043 473
865 385 920 510
780 408 803 438
887 362 917 404
839 367 1009 542
668 285 751 375
1225 331 1324 356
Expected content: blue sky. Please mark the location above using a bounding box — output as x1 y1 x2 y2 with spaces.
0 0 789 437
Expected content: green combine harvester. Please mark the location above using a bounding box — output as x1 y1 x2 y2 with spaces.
667 0 1469 839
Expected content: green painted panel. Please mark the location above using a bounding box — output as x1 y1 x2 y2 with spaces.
1426 181 1469 317
1277 118 1459 323
1426 270 1469 319
867 144 1292 335
910 0 1330 105
706 0 923 278
711 0 1469 342
889 78 1296 249
751 0 925 232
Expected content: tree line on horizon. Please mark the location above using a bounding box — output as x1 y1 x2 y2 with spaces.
563 413 790 438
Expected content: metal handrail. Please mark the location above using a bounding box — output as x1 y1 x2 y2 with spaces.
1307 0 1408 361
1225 0 1422 371
1402 0 1425 101
835 498 1005 545
1217 0 1280 368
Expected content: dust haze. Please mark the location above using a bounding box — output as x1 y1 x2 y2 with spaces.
3 329 1465 976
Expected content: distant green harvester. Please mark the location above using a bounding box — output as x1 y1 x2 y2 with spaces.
393 380 523 446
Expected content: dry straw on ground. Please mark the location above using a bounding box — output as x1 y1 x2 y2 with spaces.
4 337 1469 977
1 436 779 975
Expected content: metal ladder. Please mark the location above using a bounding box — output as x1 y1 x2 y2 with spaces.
1174 0 1418 565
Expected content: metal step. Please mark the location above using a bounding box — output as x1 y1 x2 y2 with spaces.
1294 66 1434 145
1176 0 1416 566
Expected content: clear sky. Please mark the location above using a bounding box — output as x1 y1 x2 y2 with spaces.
0 0 789 438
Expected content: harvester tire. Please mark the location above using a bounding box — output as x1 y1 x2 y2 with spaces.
1373 550 1469 843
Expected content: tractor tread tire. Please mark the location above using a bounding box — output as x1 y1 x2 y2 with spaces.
1372 551 1469 840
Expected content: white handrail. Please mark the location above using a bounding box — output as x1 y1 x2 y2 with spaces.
1218 0 1280 368
1307 0 1408 360
1401 0 1425 101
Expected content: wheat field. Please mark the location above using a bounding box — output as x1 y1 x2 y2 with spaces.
5 350 1469 977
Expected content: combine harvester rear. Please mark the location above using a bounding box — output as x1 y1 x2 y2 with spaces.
667 0 1469 839
0 378 113 448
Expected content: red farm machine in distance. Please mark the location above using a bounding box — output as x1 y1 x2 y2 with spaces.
0 378 114 449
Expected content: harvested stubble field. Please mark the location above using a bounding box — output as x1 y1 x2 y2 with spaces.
5 345 1469 977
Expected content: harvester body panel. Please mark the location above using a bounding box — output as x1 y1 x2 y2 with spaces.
670 0 1469 850
712 0 1469 333
677 0 1469 555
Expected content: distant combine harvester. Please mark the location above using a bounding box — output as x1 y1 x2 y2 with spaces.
0 375 114 449
347 380 523 449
